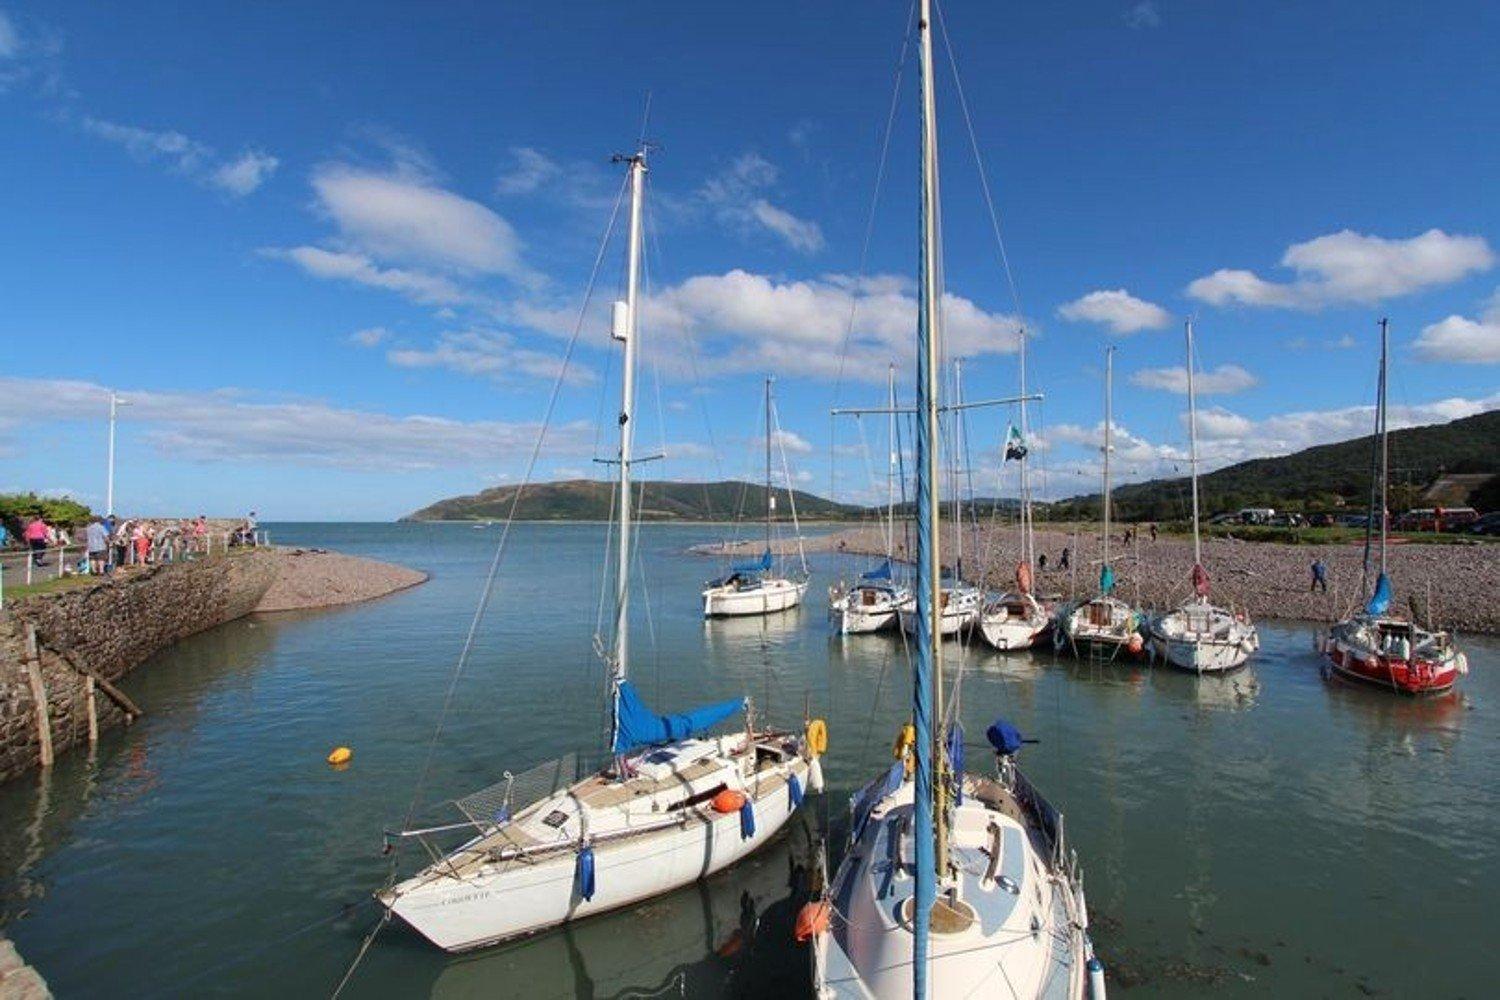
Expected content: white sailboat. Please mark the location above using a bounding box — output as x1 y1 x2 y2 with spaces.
830 365 912 634
808 4 1100 995
1149 320 1259 673
1059 347 1143 659
378 147 820 953
703 378 811 617
979 328 1053 651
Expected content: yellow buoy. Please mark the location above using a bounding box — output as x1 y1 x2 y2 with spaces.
327 746 353 766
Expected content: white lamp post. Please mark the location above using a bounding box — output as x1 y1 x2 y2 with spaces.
107 392 131 516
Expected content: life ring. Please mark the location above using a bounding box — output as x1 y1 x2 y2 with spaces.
806 718 829 757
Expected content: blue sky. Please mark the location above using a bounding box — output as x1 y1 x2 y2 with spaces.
1 1 1496 520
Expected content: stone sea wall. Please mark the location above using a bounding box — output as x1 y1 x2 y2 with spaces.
0 550 281 784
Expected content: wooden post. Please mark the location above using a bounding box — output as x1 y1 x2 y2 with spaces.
85 675 99 745
23 625 54 768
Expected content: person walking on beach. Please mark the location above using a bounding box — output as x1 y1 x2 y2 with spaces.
1149 523 1158 543
1310 558 1328 593
23 515 50 566
193 515 207 555
1038 552 1048 572
85 517 108 575
1059 547 1070 572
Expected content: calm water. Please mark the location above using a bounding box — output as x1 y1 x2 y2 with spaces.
0 522 1494 998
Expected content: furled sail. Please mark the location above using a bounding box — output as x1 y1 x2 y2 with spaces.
1366 571 1392 616
612 681 744 754
732 549 773 574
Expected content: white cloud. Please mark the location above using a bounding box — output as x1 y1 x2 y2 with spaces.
264 246 471 306
0 11 21 58
211 149 279 196
78 116 275 198
1048 392 1500 490
386 329 594 385
645 269 1020 382
698 153 824 254
311 164 534 281
0 376 591 472
1057 289 1171 334
81 116 212 173
1414 290 1500 364
1124 2 1161 29
769 429 813 454
750 200 824 253
495 147 559 195
1129 363 1258 395
347 327 390 348
1187 229 1496 309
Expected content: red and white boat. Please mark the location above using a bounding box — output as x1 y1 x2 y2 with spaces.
1323 615 1466 694
1321 319 1468 696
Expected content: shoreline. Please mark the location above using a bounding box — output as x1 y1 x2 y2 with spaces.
699 524 1500 635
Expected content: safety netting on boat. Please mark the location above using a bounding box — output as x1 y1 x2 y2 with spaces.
455 752 578 830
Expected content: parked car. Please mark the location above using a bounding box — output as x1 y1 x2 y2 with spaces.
1336 513 1369 528
1469 512 1500 536
1238 507 1276 525
1268 512 1304 527
1307 512 1336 528
1207 512 1238 525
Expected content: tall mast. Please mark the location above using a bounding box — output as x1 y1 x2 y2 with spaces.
914 0 943 991
1103 347 1114 578
1377 318 1389 576
953 359 965 580
607 147 646 754
1185 321 1202 569
765 377 774 556
888 363 897 560
1018 327 1032 570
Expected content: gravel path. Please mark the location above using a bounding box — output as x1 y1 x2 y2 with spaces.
254 549 427 613
703 524 1500 635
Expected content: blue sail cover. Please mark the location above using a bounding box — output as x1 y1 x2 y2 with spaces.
946 723 965 805
732 548 773 574
1366 572 1393 616
861 560 893 581
1099 564 1116 594
611 681 744 754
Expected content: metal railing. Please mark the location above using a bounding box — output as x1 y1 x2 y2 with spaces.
0 528 271 608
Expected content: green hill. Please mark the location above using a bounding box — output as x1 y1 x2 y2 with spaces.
1050 410 1500 521
404 479 865 522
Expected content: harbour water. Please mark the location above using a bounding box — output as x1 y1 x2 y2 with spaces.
0 522 1494 997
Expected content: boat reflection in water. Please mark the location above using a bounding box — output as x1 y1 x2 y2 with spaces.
429 812 819 1000
703 603 805 653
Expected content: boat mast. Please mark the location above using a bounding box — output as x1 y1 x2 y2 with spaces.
1185 321 1201 570
607 147 646 754
1019 327 1033 572
953 359 965 580
1377 318 1389 577
1103 347 1114 582
888 363 898 560
765 377 774 557
914 0 943 990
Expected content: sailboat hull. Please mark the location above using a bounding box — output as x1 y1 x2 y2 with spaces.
830 585 909 635
703 577 807 617
812 769 1091 999
1149 602 1258 674
382 740 809 952
978 593 1052 651
1322 618 1464 694
897 588 980 638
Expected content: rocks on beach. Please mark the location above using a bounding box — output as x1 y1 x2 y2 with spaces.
254 549 428 613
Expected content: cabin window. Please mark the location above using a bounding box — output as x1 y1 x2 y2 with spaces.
542 810 569 829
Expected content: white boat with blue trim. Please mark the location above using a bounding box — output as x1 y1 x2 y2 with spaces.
379 146 819 953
